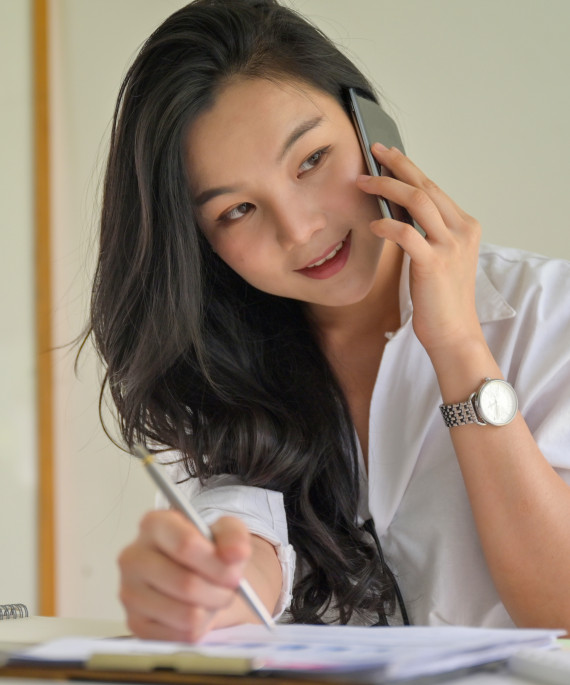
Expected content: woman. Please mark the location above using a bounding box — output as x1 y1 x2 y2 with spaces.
89 0 570 641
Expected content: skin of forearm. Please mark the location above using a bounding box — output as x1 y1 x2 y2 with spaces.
212 534 283 628
430 338 570 631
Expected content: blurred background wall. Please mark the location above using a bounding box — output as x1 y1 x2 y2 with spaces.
0 0 36 611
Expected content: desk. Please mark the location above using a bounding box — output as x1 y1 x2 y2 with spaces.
0 666 315 685
0 665 547 685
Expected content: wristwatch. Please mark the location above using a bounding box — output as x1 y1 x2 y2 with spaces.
439 378 518 427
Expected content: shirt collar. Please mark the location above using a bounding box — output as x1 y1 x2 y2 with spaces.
397 251 516 330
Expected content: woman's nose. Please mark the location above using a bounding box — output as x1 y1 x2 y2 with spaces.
272 194 326 250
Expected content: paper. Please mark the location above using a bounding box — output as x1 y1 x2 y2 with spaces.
10 623 562 681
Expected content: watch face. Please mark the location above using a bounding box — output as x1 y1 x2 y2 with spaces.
477 379 518 426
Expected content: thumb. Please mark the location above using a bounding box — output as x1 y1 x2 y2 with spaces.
211 516 252 569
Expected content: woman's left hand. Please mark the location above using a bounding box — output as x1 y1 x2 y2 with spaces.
356 143 484 362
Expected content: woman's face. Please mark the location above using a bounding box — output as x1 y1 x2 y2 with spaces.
186 77 384 308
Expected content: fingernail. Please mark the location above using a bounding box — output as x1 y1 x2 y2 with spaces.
357 174 372 184
372 142 388 153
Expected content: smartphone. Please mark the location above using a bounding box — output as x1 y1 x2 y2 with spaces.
348 88 425 236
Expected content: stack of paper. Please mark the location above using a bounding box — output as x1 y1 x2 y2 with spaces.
8 623 562 682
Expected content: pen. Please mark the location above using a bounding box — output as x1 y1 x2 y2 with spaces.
132 444 275 631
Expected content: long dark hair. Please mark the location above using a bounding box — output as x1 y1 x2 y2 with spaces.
89 0 397 624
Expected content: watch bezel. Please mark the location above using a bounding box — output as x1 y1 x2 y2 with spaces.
474 378 518 426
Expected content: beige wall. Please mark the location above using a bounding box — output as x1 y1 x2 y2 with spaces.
2 0 569 618
49 0 182 618
0 0 37 611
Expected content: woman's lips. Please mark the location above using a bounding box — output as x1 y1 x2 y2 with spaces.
296 232 351 280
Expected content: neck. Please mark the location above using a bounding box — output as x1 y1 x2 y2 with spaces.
307 241 404 349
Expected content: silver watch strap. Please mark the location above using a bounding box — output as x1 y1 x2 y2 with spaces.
439 394 484 427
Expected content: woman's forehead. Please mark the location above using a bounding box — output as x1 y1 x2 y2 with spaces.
190 78 333 146
185 78 344 189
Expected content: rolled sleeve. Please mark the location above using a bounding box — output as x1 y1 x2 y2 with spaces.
155 462 295 619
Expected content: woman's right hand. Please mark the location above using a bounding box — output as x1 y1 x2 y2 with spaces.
118 510 256 642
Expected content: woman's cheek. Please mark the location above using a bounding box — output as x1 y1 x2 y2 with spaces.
218 232 265 278
336 149 369 198
311 165 349 214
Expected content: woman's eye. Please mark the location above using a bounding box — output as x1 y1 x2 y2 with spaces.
298 147 330 175
219 202 253 223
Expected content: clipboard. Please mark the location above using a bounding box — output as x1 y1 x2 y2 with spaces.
87 650 256 675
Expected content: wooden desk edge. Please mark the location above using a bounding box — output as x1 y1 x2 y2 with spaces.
0 664 338 685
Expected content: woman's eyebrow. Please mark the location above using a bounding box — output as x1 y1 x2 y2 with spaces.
195 116 325 207
278 116 323 162
195 184 238 207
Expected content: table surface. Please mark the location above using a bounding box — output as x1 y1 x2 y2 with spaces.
0 663 546 685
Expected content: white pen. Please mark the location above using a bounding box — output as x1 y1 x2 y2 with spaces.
132 444 275 631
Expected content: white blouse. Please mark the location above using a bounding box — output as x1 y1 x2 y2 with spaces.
159 244 570 626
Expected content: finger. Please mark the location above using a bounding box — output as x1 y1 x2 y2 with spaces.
137 510 242 588
370 143 472 226
211 516 252 566
369 216 434 263
357 174 448 243
125 604 215 643
119 543 240 608
120 567 235 627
